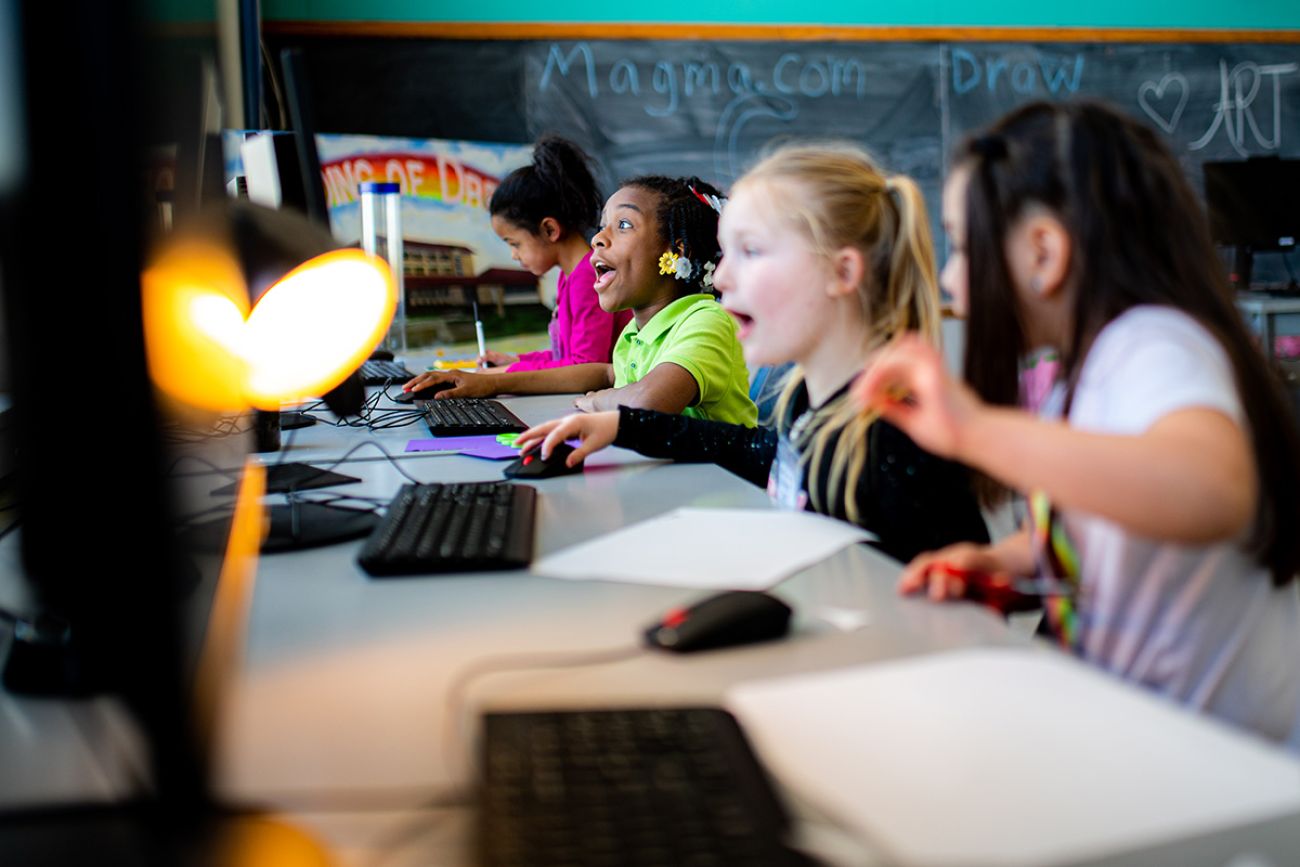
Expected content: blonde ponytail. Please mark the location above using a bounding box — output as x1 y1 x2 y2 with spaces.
883 174 942 345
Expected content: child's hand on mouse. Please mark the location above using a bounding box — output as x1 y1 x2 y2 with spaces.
401 370 494 399
515 411 619 466
854 334 982 461
898 543 1018 601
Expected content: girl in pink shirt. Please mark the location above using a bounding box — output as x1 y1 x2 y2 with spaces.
483 136 630 371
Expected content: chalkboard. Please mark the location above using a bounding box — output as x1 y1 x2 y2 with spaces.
271 34 1300 271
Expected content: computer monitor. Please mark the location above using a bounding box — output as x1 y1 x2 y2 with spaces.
278 48 332 229
1202 157 1300 290
0 0 254 855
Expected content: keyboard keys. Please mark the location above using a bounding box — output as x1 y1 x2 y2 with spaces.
478 708 805 867
419 398 528 437
357 482 536 576
360 359 416 384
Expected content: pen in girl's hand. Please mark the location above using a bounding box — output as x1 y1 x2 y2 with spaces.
473 300 488 369
883 383 916 406
934 563 1072 596
931 563 1072 614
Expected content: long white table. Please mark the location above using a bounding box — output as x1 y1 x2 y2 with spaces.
5 390 1299 866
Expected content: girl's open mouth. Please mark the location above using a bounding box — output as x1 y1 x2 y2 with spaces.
593 260 616 291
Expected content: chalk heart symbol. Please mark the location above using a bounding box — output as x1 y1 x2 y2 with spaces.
1138 74 1189 135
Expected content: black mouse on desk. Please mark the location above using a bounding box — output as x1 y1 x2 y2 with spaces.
503 442 584 479
392 381 454 404
645 590 793 653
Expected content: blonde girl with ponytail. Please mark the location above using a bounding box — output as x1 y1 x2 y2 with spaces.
517 144 988 561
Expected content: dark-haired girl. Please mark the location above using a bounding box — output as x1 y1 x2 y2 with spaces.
482 135 630 371
404 175 756 425
857 100 1300 747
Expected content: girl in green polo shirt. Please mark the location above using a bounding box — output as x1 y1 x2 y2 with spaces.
402 176 756 426
515 145 988 563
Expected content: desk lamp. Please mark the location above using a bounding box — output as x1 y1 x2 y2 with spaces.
144 201 396 550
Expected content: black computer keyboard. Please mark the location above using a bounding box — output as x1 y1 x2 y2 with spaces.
357 482 536 577
419 398 528 436
478 707 807 867
360 359 417 384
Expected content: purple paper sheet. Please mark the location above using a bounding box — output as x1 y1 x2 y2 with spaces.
404 436 519 460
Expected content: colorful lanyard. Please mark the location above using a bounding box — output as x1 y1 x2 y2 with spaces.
1030 489 1083 650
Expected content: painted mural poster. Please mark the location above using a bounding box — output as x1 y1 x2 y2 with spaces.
315 134 553 350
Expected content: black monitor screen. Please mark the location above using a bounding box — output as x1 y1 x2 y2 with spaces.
0 0 258 852
1203 157 1300 251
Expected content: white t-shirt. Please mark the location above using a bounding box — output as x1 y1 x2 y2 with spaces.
1041 306 1300 749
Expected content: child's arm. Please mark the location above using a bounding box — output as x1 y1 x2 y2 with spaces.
515 406 779 487
856 336 1257 545
403 363 614 399
574 362 699 414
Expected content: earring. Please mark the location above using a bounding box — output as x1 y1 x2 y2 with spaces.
1030 275 1045 295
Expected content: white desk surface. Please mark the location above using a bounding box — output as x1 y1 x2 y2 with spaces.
5 390 1299 866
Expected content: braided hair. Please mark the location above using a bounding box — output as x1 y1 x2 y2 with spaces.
621 175 725 295
489 135 602 237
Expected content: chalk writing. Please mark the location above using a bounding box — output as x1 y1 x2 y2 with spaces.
1137 74 1190 134
1188 61 1298 154
950 49 1085 97
540 42 870 120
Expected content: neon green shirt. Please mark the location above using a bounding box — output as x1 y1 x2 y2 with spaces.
612 293 756 426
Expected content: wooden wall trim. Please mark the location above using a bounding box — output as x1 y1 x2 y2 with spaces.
263 20 1300 44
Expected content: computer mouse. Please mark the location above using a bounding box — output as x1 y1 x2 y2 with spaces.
644 590 792 653
502 442 583 479
392 381 454 404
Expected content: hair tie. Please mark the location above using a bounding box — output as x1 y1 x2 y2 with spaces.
884 176 904 211
689 184 726 215
971 134 1008 161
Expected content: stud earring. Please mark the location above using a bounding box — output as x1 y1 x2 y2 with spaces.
1030 275 1045 295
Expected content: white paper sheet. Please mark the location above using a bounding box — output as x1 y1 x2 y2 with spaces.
530 507 874 589
727 648 1300 867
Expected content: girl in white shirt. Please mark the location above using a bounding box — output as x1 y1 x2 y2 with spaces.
856 100 1300 748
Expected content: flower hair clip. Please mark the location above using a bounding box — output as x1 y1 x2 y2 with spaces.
659 250 695 283
689 185 726 215
701 261 716 288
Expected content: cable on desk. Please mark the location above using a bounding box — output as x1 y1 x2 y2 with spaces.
441 644 647 789
292 438 428 487
166 453 244 480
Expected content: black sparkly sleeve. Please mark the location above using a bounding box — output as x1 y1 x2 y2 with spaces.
856 420 990 563
613 406 778 488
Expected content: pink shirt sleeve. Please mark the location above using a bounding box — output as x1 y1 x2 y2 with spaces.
507 252 630 371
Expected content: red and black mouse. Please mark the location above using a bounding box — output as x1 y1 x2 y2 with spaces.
645 590 792 653
503 442 584 479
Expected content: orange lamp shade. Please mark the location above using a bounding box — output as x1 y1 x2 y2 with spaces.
143 242 396 412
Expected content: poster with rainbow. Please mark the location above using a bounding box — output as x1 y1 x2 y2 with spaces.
316 134 555 319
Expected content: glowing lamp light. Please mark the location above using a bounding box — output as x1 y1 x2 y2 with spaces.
143 206 396 414
242 249 394 409
142 238 253 412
